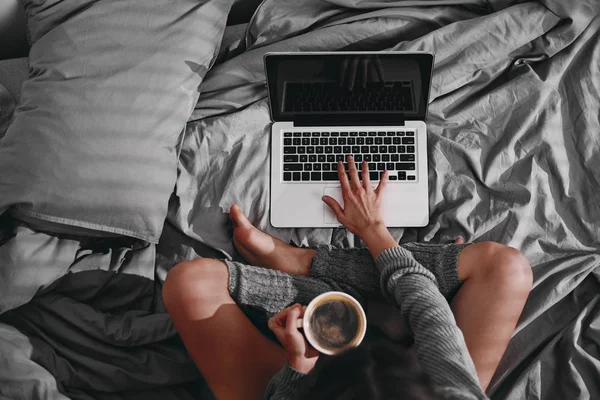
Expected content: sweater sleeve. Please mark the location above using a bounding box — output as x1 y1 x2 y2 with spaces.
375 247 489 400
263 362 307 400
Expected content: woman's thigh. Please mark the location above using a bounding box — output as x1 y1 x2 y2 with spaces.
452 241 532 389
162 259 286 400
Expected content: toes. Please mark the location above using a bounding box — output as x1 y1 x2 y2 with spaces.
455 236 465 244
229 204 239 220
230 204 251 228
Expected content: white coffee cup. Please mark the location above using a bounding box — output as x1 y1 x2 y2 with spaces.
296 291 367 355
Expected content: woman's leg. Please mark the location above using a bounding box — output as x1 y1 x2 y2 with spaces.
228 206 532 391
162 256 350 400
451 241 532 389
162 207 377 400
162 259 284 400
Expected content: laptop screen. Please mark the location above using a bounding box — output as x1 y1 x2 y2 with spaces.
264 52 434 123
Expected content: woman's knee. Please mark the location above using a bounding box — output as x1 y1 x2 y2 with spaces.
476 242 533 293
162 259 229 309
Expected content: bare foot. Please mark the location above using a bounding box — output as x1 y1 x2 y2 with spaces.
230 204 315 276
455 236 466 244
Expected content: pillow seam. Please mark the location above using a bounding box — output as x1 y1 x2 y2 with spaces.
10 208 156 243
17 0 33 46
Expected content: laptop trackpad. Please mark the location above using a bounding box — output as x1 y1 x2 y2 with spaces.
323 188 344 224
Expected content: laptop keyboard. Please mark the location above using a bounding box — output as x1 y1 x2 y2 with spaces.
282 130 417 182
284 82 415 112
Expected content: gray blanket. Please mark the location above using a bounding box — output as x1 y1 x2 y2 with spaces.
1 0 600 399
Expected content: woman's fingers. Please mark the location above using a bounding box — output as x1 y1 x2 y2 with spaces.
322 196 345 222
267 318 280 335
285 306 306 350
374 170 388 196
337 161 350 194
269 304 309 357
361 161 372 191
347 156 361 191
269 308 285 326
286 306 302 336
269 304 303 336
268 307 289 332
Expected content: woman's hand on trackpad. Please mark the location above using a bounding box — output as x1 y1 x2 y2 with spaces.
321 156 398 258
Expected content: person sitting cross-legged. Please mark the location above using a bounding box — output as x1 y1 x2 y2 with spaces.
162 157 533 400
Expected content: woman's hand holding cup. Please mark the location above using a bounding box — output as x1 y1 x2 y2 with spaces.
268 304 320 374
269 292 367 375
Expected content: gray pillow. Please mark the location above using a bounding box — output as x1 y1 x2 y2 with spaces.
0 0 233 243
0 84 15 138
20 0 101 44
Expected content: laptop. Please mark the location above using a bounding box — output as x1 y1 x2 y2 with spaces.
264 51 434 228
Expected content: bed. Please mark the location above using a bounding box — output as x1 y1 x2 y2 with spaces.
1 0 599 399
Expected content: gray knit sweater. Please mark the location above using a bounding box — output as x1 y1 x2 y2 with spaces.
262 246 489 400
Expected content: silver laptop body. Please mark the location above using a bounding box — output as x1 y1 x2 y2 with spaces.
265 51 434 228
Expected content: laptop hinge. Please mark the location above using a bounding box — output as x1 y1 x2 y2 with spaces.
293 115 406 127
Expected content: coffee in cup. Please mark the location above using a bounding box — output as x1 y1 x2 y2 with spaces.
297 291 367 355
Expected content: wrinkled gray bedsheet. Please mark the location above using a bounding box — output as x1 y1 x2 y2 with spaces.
1 0 600 399
165 0 600 398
